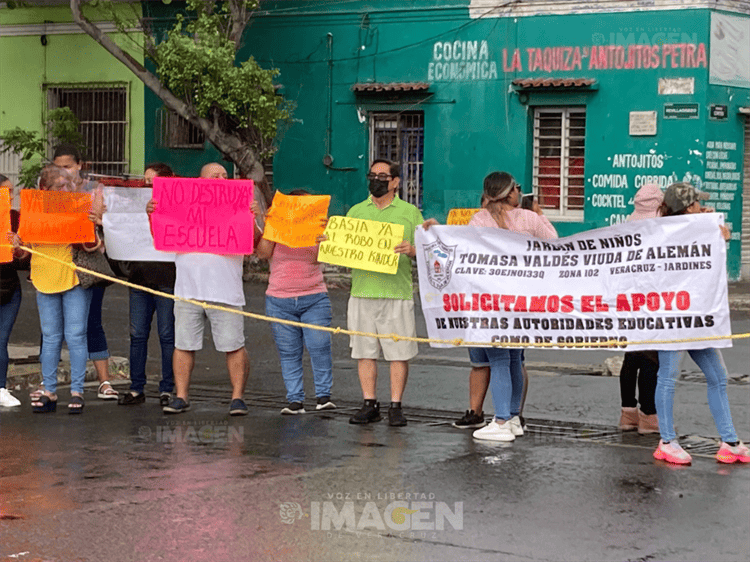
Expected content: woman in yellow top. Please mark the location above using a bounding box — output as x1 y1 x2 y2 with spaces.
53 144 118 400
14 165 102 413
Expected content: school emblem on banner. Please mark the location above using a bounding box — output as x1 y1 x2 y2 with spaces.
423 239 456 290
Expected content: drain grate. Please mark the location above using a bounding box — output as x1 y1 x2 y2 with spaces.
152 384 721 458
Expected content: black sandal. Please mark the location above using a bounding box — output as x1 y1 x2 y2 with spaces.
68 395 85 414
32 395 57 413
118 392 145 405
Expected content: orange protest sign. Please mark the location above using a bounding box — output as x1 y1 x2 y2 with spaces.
447 208 481 225
263 192 331 248
0 188 11 263
18 190 95 244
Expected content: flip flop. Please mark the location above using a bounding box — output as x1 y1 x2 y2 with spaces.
97 381 119 400
68 395 85 414
32 395 57 413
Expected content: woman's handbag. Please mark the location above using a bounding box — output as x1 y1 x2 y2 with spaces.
71 245 115 289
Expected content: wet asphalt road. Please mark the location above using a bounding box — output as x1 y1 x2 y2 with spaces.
1 394 749 562
1 281 749 561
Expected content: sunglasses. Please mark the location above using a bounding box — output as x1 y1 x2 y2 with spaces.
366 173 392 181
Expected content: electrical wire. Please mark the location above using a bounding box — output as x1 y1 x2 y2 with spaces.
252 1 521 64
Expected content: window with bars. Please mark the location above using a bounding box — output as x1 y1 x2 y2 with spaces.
156 107 206 149
532 107 586 220
47 84 128 176
370 112 424 209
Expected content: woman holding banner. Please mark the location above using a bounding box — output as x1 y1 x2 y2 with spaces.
470 172 558 442
254 191 335 415
618 183 662 434
52 144 118 401
17 165 102 413
0 175 26 407
116 163 177 407
652 182 749 465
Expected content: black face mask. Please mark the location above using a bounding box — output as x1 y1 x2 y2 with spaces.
368 179 390 198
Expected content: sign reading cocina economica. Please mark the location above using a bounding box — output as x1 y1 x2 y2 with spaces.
416 214 730 351
151 177 255 255
318 216 404 274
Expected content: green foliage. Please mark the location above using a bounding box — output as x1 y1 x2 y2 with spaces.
84 0 293 162
0 108 84 188
151 0 292 158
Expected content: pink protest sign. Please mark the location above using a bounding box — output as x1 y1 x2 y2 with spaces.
151 177 255 254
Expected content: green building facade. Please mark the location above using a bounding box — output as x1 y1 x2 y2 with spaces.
143 0 750 279
0 2 145 184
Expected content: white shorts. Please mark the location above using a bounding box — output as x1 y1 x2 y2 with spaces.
174 300 245 352
347 297 418 362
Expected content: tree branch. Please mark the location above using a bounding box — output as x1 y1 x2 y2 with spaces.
70 0 202 131
228 0 250 50
70 0 270 200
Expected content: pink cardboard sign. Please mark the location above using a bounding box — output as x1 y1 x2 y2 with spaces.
151 177 255 254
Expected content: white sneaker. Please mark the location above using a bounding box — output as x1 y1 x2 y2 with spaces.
508 416 524 436
473 419 515 442
0 388 21 407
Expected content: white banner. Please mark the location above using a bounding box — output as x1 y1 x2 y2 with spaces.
416 214 731 350
102 187 176 262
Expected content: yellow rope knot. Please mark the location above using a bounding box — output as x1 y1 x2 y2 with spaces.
333 327 342 335
390 333 400 342
451 338 464 347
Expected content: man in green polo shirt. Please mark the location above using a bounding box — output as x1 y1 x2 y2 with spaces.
347 159 424 427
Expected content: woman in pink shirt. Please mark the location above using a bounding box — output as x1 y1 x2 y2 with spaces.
471 172 558 442
255 190 334 415
469 173 557 237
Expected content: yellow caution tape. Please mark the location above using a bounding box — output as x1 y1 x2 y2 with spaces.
4 243 749 348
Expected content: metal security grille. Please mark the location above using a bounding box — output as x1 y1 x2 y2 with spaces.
47 84 128 176
0 142 20 184
533 107 586 220
0 141 21 207
370 112 424 209
156 107 206 149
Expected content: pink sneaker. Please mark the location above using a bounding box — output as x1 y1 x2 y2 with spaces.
653 440 692 465
716 442 750 464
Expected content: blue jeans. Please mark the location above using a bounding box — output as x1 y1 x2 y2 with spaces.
266 292 333 403
0 286 22 388
37 286 92 394
129 287 175 394
86 285 109 361
656 349 738 443
468 347 490 367
487 348 524 421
